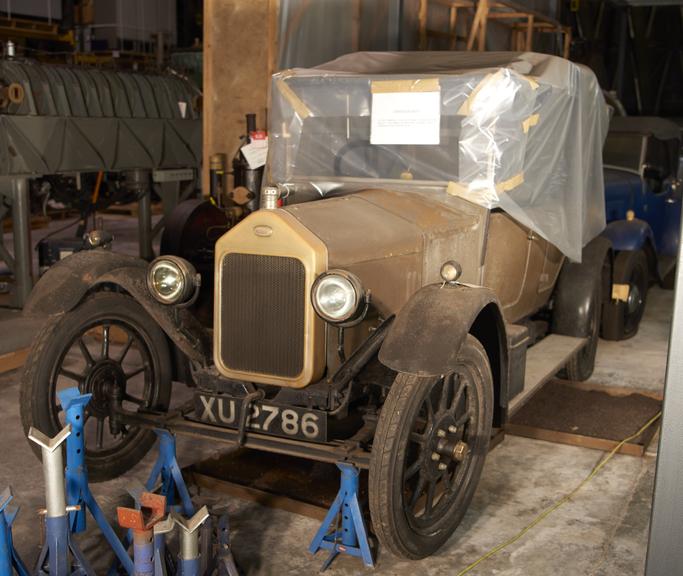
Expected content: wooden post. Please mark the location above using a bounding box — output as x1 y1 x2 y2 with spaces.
466 0 484 50
418 0 429 50
563 26 572 58
525 15 534 51
351 0 362 51
477 0 489 51
449 5 459 49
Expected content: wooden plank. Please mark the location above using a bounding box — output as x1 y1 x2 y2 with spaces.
505 422 660 457
189 470 328 520
0 347 29 375
509 334 586 416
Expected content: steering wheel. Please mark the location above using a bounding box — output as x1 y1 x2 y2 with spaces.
333 140 411 178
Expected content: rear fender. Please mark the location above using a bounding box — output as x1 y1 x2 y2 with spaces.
24 250 210 364
602 219 655 253
379 283 508 423
552 236 612 338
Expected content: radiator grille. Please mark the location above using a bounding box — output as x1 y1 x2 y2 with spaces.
221 253 305 378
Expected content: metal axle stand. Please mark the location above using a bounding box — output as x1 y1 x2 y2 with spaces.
153 516 175 576
0 487 29 576
215 512 240 576
110 428 195 576
171 506 210 576
28 426 95 576
146 429 195 517
309 462 374 571
58 388 135 575
117 493 167 576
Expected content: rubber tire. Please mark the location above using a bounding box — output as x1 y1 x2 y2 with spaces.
563 274 602 382
20 291 173 482
369 335 493 559
602 250 649 341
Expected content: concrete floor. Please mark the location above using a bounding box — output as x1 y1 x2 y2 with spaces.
0 215 673 574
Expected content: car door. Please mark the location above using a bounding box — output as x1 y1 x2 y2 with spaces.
482 211 535 323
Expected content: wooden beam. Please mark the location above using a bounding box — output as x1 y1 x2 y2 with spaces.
505 422 659 457
0 347 29 375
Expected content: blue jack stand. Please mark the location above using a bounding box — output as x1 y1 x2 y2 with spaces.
145 429 195 517
58 388 135 575
28 426 95 576
309 462 374 571
0 487 29 576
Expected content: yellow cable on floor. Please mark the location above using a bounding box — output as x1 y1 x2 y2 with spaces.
456 411 662 576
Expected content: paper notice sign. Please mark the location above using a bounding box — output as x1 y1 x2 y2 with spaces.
370 82 441 145
241 138 269 169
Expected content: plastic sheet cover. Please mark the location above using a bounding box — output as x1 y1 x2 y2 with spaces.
268 52 609 261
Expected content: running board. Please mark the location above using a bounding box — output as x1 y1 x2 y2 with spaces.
508 334 587 417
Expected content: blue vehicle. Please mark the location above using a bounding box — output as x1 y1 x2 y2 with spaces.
601 116 681 340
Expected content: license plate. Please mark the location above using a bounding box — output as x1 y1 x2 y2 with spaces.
194 392 327 442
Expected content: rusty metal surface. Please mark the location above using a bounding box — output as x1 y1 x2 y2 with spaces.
379 283 504 376
117 492 166 531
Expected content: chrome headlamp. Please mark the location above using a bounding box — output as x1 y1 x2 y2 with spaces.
311 269 367 325
146 256 200 305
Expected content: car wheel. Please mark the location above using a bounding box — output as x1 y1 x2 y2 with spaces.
369 335 493 559
20 291 172 482
602 250 649 340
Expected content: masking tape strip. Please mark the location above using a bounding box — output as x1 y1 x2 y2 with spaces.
275 78 311 120
457 71 496 116
446 171 524 198
524 76 539 90
371 78 440 94
612 283 630 302
522 113 540 133
496 172 524 193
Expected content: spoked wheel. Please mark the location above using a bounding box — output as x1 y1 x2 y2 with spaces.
20 292 172 481
369 335 493 559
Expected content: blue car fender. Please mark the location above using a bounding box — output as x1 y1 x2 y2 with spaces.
601 219 655 253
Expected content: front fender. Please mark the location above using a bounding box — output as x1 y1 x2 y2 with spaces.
24 250 146 317
24 250 210 364
379 283 504 377
602 219 655 253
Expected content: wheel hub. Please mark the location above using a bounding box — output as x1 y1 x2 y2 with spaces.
627 283 642 315
424 415 468 478
84 360 126 418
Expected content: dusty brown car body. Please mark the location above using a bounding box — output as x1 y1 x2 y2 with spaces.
213 186 564 392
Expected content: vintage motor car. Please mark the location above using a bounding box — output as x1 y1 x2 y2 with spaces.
20 52 610 559
601 116 681 340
